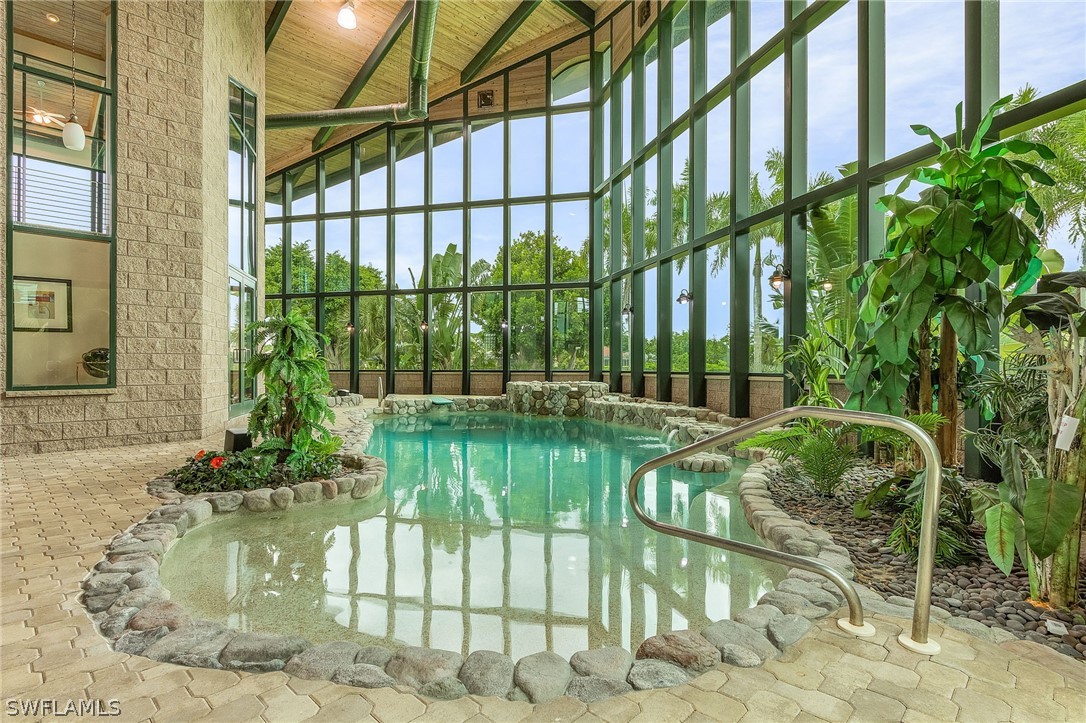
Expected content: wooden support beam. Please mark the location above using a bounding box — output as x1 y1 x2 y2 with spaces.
553 0 594 27
460 1 541 85
265 0 292 53
311 2 414 153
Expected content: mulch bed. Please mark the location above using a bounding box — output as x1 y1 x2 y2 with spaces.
765 461 1086 659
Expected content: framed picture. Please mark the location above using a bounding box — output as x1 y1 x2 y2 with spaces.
13 276 73 332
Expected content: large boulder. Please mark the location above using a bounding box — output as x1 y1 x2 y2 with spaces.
626 660 690 690
565 675 633 703
142 621 236 668
513 651 572 704
220 632 311 670
767 614 813 649
700 620 780 664
114 626 170 655
355 646 393 668
385 647 464 689
635 629 721 673
331 663 397 689
458 650 513 698
758 591 828 620
569 647 633 681
418 677 470 700
284 641 363 680
127 601 191 631
733 605 783 632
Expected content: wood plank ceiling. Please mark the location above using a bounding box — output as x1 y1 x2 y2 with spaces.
265 0 602 173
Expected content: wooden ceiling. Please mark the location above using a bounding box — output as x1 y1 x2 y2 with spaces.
266 0 605 173
11 0 111 61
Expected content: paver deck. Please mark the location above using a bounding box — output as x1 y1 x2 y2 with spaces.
2 438 1084 722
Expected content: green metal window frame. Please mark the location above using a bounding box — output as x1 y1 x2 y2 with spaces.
228 78 259 418
5 1 118 392
265 30 595 395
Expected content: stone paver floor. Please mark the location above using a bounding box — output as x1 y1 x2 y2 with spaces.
2 438 1084 722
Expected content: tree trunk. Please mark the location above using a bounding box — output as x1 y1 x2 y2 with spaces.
937 313 959 467
918 322 933 415
1044 389 1086 608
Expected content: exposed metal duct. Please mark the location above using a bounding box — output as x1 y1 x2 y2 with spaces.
266 0 439 130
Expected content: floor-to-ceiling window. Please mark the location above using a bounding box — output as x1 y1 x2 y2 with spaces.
228 80 258 416
265 33 592 396
6 1 116 391
591 0 1086 415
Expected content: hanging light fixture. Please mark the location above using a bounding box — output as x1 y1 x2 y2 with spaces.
769 264 789 291
33 81 46 124
676 289 693 304
821 280 833 292
337 0 358 29
62 1 85 152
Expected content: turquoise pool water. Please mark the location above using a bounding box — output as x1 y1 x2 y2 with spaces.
159 413 784 660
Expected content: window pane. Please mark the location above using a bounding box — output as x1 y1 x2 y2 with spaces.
510 291 545 370
707 238 730 371
706 0 731 90
229 121 243 269
644 154 659 259
290 221 316 293
394 129 425 207
431 124 463 205
672 255 689 372
470 120 504 201
706 98 730 232
807 196 859 352
394 294 424 369
322 296 351 371
358 133 388 210
289 162 317 216
290 297 316 330
358 295 386 370
552 58 590 105
885 1 963 159
602 281 612 372
671 3 691 120
750 219 784 373
357 215 387 291
621 275 632 371
265 223 283 294
431 209 463 287
620 66 633 164
643 34 659 143
509 116 546 197
600 189 612 279
553 289 589 371
470 206 504 286
1000 1 1086 100
750 0 784 52
643 266 657 371
619 175 632 269
750 56 784 213
324 145 352 214
394 213 424 289
509 203 546 284
601 91 612 177
807 1 857 186
470 292 504 370
431 293 464 370
322 218 351 292
671 130 690 246
552 111 590 194
266 174 284 218
551 200 590 282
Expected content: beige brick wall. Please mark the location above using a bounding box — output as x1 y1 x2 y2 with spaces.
0 0 264 457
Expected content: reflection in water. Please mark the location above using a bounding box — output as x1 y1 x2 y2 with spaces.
160 413 784 660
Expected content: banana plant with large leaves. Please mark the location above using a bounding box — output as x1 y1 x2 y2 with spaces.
846 96 1056 465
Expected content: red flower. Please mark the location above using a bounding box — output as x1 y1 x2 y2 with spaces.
210 456 225 470
195 450 206 461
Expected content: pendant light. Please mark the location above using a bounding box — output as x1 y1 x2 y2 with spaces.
62 1 85 152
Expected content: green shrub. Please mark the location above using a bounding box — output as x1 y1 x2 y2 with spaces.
888 501 975 568
169 449 274 494
740 423 859 496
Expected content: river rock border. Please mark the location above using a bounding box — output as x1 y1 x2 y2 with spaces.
82 408 927 706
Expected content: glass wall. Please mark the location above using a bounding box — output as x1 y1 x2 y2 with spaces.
591 0 1086 413
265 32 592 394
6 1 116 390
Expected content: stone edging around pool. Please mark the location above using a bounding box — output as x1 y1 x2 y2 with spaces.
81 407 896 706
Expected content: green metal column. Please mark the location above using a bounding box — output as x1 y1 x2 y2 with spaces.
688 0 708 407
782 1 807 407
729 0 751 417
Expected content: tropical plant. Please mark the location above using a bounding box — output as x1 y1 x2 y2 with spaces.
860 412 948 474
980 270 1086 606
845 96 1056 465
169 449 275 494
247 310 342 472
737 422 859 496
784 333 846 408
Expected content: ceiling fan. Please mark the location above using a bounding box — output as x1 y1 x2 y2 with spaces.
15 80 68 128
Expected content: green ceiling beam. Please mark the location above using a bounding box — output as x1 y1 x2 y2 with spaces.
311 2 415 152
265 0 292 53
553 0 595 27
460 1 541 85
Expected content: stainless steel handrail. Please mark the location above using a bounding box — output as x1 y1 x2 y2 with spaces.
627 405 943 654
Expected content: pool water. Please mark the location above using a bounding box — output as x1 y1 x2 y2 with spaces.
159 413 785 660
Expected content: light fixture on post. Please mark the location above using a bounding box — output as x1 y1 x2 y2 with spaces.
500 319 508 331
346 321 356 335
821 279 833 292
61 1 85 152
621 304 634 319
337 0 358 29
419 320 429 333
676 289 692 304
769 264 789 291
